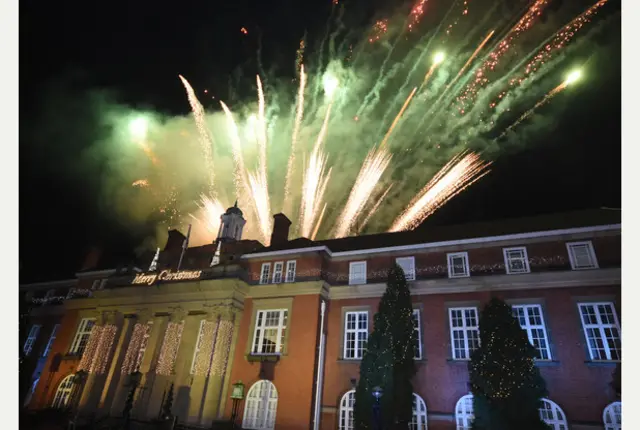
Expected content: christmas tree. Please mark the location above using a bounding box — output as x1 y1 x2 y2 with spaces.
354 264 416 429
469 297 550 430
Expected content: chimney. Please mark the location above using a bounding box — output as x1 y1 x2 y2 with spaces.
270 214 292 247
165 229 187 251
81 247 102 271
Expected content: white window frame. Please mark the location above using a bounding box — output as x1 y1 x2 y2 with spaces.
412 309 423 359
23 324 41 356
52 374 75 409
396 256 416 281
251 309 288 355
69 318 96 355
449 307 480 360
455 393 474 430
242 380 278 429
539 398 568 430
349 261 367 285
338 390 356 430
272 262 284 284
578 302 621 361
503 246 530 274
43 324 60 357
447 252 470 278
190 319 207 374
411 393 428 430
512 304 552 360
343 311 368 359
566 241 599 270
259 263 271 285
603 401 621 430
285 260 296 283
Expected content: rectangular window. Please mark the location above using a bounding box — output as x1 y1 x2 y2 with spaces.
503 247 530 274
344 311 368 359
259 263 271 285
23 325 41 356
272 262 284 284
567 241 599 270
578 302 621 361
251 309 288 355
190 319 206 374
413 309 422 359
447 252 470 278
396 257 416 281
512 305 551 360
349 261 367 285
69 318 96 355
449 307 479 360
285 260 296 283
42 324 60 358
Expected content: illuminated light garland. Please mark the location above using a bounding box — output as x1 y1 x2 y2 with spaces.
193 320 219 376
210 319 234 376
78 325 103 371
156 321 185 376
121 323 152 375
91 324 117 374
31 288 93 305
248 255 568 283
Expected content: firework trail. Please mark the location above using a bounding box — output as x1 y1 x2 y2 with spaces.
333 147 393 238
179 75 216 195
299 103 334 238
192 194 226 236
253 76 273 243
489 0 609 110
283 65 307 215
500 72 578 137
219 101 251 198
357 184 393 235
312 203 328 241
380 87 418 149
389 152 491 232
132 179 150 188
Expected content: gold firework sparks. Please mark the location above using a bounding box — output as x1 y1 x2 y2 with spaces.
283 65 307 216
389 151 491 232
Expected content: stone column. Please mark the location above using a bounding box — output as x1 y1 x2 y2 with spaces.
201 305 241 425
143 308 186 420
107 310 150 417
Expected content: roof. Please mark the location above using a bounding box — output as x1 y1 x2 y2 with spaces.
250 208 621 255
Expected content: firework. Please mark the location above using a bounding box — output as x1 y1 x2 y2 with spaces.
333 147 393 238
109 0 613 245
283 65 307 215
501 70 581 137
132 179 150 188
389 152 491 232
179 75 216 195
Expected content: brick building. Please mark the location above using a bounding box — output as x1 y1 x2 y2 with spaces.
20 206 622 430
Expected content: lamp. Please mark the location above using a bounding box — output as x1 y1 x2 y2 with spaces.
372 385 383 430
229 381 245 429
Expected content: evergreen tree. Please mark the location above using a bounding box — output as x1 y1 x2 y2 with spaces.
469 297 550 430
354 264 416 429
160 383 174 420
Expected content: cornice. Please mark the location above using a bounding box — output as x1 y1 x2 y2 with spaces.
247 280 329 299
328 268 621 300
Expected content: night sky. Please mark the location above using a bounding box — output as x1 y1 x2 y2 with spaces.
19 0 621 282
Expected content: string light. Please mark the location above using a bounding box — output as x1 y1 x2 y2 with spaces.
121 323 152 374
91 324 117 374
78 325 103 371
193 320 219 376
156 321 184 375
211 319 234 376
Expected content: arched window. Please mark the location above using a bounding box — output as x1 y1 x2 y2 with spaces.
539 398 568 430
242 380 278 430
603 401 621 430
338 390 355 430
410 393 428 429
455 394 474 430
52 375 75 409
